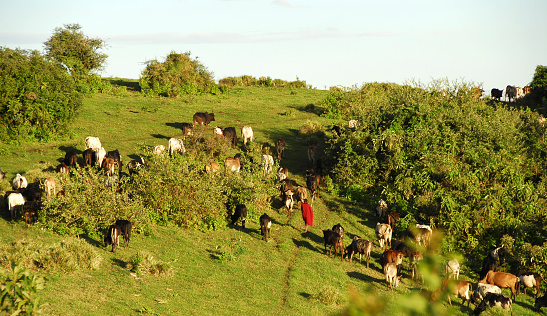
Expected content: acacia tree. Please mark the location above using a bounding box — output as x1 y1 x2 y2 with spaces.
43 23 107 81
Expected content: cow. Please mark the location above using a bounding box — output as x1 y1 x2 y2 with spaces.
505 85 517 102
283 190 294 213
127 157 145 175
489 246 505 263
445 259 460 280
153 145 166 155
231 204 247 228
384 262 401 290
193 111 215 127
181 122 193 137
332 223 345 238
491 88 503 101
322 229 343 260
376 199 388 218
64 151 78 168
104 224 122 252
224 157 241 173
516 86 524 100
381 249 404 268
479 270 519 300
348 119 358 131
473 292 512 315
524 85 532 95
307 145 317 165
375 223 392 249
42 177 56 199
471 283 502 305
331 125 341 137
115 219 132 248
261 154 274 174
259 213 272 241
11 174 28 191
276 166 289 183
213 126 223 136
413 224 432 248
56 163 69 175
535 293 547 310
241 126 255 146
223 127 237 147
101 158 116 176
275 138 286 160
93 147 107 167
293 186 308 205
168 138 185 157
6 192 25 220
82 148 94 166
22 201 38 225
106 149 123 176
438 279 472 307
205 161 221 174
516 271 542 298
388 212 400 229
306 174 318 203
344 236 373 267
85 136 102 150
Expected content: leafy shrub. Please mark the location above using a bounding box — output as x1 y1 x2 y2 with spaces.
0 262 45 315
0 47 82 143
218 75 308 89
128 251 173 276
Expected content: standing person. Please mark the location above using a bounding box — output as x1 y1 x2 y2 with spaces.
301 199 313 232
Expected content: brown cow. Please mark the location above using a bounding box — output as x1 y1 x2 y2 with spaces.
384 262 400 290
56 163 69 174
480 270 519 300
279 178 294 197
307 145 317 164
193 111 215 127
275 138 286 160
381 249 403 268
276 166 289 183
64 151 78 168
524 85 532 95
388 212 400 229
434 279 472 307
205 161 221 173
322 229 343 260
181 122 193 136
82 148 94 166
101 158 116 176
224 157 241 173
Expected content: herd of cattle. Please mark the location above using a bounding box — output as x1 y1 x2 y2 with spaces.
490 85 532 102
2 108 545 314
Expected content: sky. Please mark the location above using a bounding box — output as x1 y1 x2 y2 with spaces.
1 0 546 92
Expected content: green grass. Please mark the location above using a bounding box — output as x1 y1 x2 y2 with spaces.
0 85 539 315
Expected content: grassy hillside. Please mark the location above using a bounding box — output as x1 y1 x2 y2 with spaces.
0 85 539 315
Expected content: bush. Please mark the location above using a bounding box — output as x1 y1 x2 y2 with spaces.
0 262 45 315
0 47 82 143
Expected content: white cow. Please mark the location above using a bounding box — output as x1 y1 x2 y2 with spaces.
93 147 106 167
85 136 102 150
445 259 460 280
12 174 28 190
375 223 392 249
261 154 274 174
376 199 388 217
241 126 255 146
153 145 166 155
168 138 185 156
7 192 25 220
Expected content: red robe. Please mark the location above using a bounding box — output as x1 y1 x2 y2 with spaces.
301 202 313 226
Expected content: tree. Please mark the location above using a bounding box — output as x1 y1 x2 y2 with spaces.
43 23 107 81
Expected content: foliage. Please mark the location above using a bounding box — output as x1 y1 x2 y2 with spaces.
0 47 82 143
139 51 222 97
128 251 173 276
218 75 309 88
0 262 45 315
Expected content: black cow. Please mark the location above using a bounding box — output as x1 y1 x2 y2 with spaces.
64 151 78 168
106 149 122 176
322 229 343 259
223 127 237 147
104 224 122 252
491 88 503 101
306 174 319 203
505 85 517 102
259 213 272 241
115 220 132 248
193 111 215 127
231 204 247 228
181 122 193 136
473 292 512 315
331 125 341 137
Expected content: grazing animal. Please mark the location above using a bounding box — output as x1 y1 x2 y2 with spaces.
505 85 517 102
489 246 505 263
516 86 524 100
153 145 166 155
384 262 401 290
205 161 221 173
322 229 343 260
93 147 107 167
491 88 503 101
445 259 460 280
410 251 424 284
376 199 388 218
516 271 542 298
127 157 145 175
213 126 223 136
479 270 519 300
261 154 274 174
473 292 512 315
259 213 272 241
293 186 308 205
115 220 132 248
307 145 317 165
42 177 56 199
413 224 433 248
22 205 37 225
440 279 472 307
168 138 185 156
64 151 78 168
375 223 392 249
181 122 193 136
387 211 400 229
6 192 25 220
104 224 122 252
283 190 294 213
56 163 69 174
85 136 102 150
344 237 373 267
535 293 547 310
222 127 237 147
101 158 116 176
279 179 294 197
306 174 318 203
82 148 94 166
332 223 345 238
381 249 404 268
224 157 241 173
106 149 123 176
471 283 502 304
275 138 286 159
12 174 28 191
241 126 255 146
276 166 289 183
231 204 247 228
193 111 215 127
524 85 532 95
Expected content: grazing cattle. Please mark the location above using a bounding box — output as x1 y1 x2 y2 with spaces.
331 125 341 137
491 88 503 101
524 85 532 95
231 204 247 228
153 145 166 155
322 229 343 260
283 190 294 213
445 259 460 280
261 154 274 174
279 179 294 198
472 87 484 99
375 223 392 249
276 166 289 183
82 148 94 166
12 174 28 191
505 85 517 102
101 158 116 176
381 249 404 268
473 292 512 315
128 157 145 175
115 220 132 248
384 262 401 290
388 212 400 229
275 138 286 160
168 138 185 157
471 283 502 304
213 126 223 136
344 237 373 267
224 157 241 173
241 126 255 146
516 271 542 298
64 151 78 168
479 270 519 300
223 127 237 147
205 161 221 174
106 149 123 176
259 213 272 241
332 223 345 238
93 147 107 167
439 279 472 307
85 136 102 150
42 177 56 199
22 202 38 225
6 192 25 220
104 224 122 252
307 145 317 165
490 246 505 263
516 86 524 100
193 111 215 127
56 163 69 175
413 224 432 248
306 174 318 203
535 293 547 310
181 122 193 136
376 199 388 218
293 186 308 205
348 119 358 131
480 257 498 279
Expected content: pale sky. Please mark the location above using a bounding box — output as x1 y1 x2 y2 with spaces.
1 0 545 91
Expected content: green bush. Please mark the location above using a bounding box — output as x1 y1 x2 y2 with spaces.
0 262 45 315
0 47 82 143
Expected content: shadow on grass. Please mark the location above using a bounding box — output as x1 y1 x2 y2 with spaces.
111 258 127 268
166 122 191 131
347 271 383 284
292 237 317 253
299 292 312 299
80 235 103 248
151 133 170 140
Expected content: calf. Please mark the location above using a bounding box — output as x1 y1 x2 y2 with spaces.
82 148 94 166
153 145 166 155
223 127 237 147
93 147 107 167
115 220 132 248
516 270 542 298
56 163 69 175
491 88 503 101
344 236 373 267
22 201 38 225
276 166 289 183
64 151 78 168
42 177 56 199
6 192 25 220
306 174 318 203
381 249 404 268
293 186 308 205
213 126 223 136
231 204 247 228
181 122 193 136
473 292 512 315
193 111 215 127
259 213 272 241
241 126 255 146
283 190 294 213
168 138 185 156
384 262 401 290
224 157 241 173
376 199 388 218
261 154 274 174
12 173 28 191
479 270 519 300
471 283 502 305
275 138 286 160
445 259 460 280
322 229 343 260
375 223 392 249
205 161 221 174
104 224 122 252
